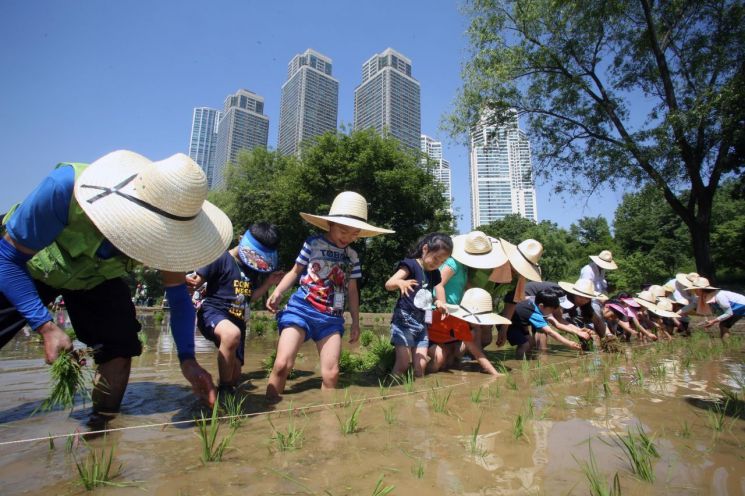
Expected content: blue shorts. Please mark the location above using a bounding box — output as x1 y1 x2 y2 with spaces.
507 326 530 347
390 307 429 349
277 293 345 342
197 307 247 365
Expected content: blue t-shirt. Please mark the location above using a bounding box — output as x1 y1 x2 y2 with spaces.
508 299 549 336
197 251 256 322
393 258 442 320
4 164 118 258
293 234 361 316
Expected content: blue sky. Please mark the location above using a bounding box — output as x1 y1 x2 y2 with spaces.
0 0 625 233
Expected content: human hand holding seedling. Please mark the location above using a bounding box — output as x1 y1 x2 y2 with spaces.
38 321 73 364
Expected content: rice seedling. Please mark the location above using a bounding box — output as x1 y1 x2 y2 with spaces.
617 374 632 394
391 369 416 393
411 458 425 479
649 362 666 381
548 364 560 382
633 366 645 387
583 382 599 405
602 379 612 399
470 386 484 404
337 403 363 434
378 378 391 397
382 405 396 425
488 382 501 400
495 362 509 374
575 441 622 496
680 355 692 371
65 434 77 453
678 420 692 438
48 433 54 450
338 387 353 408
360 329 375 347
525 397 535 419
467 414 487 457
532 366 546 386
506 373 518 391
137 331 147 349
705 400 728 433
613 426 657 482
512 413 525 441
73 441 125 490
36 349 93 414
268 409 304 452
521 358 531 379
370 474 395 496
220 392 246 428
195 400 236 463
429 387 452 414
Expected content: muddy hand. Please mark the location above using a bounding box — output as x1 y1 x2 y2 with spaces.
180 359 217 407
37 321 73 364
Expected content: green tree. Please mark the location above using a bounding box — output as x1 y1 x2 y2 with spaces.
450 0 745 281
217 130 454 312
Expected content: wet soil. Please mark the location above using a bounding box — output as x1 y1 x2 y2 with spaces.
0 314 743 495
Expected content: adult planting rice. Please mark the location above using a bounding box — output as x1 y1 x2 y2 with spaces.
0 151 232 426
679 277 745 340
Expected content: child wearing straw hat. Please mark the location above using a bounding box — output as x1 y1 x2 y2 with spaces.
504 288 582 359
0 151 233 425
679 278 745 339
265 191 393 400
427 288 509 375
385 233 452 377
186 223 284 395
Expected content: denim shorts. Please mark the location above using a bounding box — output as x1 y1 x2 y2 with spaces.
390 307 429 349
277 293 345 342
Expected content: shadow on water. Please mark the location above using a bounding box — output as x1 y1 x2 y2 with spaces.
684 395 745 420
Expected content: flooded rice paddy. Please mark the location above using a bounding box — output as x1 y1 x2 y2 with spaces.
0 312 744 495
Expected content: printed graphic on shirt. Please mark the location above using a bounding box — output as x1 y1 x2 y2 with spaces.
296 236 361 315
197 251 255 321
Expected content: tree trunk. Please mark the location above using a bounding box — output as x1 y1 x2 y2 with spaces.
688 204 716 282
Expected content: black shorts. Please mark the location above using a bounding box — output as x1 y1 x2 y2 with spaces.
0 277 142 364
721 315 742 329
197 307 246 365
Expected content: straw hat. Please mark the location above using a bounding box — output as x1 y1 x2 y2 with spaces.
558 278 603 299
649 285 667 300
74 150 232 272
648 299 679 318
685 277 719 292
299 191 394 238
447 288 511 326
450 231 507 269
589 250 618 270
633 290 658 311
501 238 543 281
675 272 700 288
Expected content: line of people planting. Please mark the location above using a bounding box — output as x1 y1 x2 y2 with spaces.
1 151 742 428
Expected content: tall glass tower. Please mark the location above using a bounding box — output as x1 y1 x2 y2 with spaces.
353 48 421 151
469 110 538 228
188 107 222 189
278 49 339 156
213 89 270 189
420 134 452 213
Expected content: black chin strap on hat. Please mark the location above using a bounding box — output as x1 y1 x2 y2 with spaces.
81 174 198 222
457 306 492 323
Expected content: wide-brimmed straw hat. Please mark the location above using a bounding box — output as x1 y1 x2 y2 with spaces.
447 288 511 326
649 285 668 300
451 231 507 269
675 272 700 288
299 191 394 238
74 150 233 272
589 250 618 270
501 238 543 281
558 279 602 299
648 299 679 318
633 290 658 311
685 277 719 292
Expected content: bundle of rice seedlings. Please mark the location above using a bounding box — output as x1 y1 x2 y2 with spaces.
35 349 93 414
600 335 623 353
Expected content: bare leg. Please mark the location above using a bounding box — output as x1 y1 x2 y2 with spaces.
214 319 242 387
413 347 428 377
392 345 413 375
317 332 342 391
266 326 305 400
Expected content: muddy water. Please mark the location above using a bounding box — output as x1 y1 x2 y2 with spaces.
0 314 744 495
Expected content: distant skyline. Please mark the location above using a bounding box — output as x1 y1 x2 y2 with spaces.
1 0 626 234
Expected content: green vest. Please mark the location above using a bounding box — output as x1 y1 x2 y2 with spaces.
5 163 136 290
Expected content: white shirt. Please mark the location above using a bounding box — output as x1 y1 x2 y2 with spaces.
580 262 607 294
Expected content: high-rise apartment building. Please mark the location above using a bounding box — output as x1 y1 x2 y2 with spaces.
278 49 339 156
213 89 270 189
420 134 452 212
469 110 538 228
354 48 421 150
188 107 222 189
